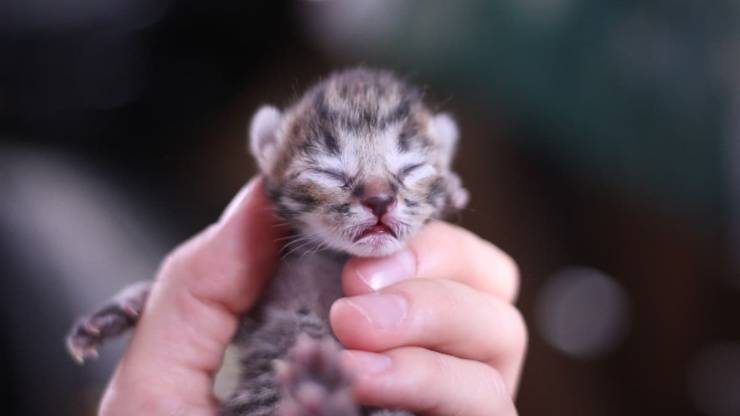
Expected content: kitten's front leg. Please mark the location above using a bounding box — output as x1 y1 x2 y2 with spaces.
66 280 151 363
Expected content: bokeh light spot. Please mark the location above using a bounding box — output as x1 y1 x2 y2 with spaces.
535 267 631 359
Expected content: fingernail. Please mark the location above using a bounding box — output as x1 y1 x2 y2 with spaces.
341 350 391 376
219 177 259 223
344 293 407 329
355 249 416 291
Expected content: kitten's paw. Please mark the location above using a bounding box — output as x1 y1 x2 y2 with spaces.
364 410 414 416
276 335 358 416
66 281 151 364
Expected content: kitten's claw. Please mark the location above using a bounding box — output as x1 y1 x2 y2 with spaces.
276 335 358 416
66 303 134 364
66 334 100 364
83 320 100 335
65 281 151 364
121 302 141 318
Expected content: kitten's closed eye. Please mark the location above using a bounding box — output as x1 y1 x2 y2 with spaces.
302 168 351 189
400 163 425 177
399 163 435 185
312 168 346 181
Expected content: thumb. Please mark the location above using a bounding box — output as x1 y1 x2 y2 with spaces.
101 177 280 414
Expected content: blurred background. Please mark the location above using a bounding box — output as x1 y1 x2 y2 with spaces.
1 0 739 414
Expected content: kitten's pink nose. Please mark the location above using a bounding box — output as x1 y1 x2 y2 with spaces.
362 194 396 218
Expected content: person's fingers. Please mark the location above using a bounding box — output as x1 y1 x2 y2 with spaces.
331 278 527 391
342 347 517 416
342 221 519 302
100 177 281 414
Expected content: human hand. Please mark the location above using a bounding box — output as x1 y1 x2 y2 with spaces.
98 177 525 416
98 177 281 415
332 222 525 415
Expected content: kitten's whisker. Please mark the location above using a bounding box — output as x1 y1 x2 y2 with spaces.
281 236 314 253
274 234 301 243
281 237 310 250
301 241 323 258
308 239 331 257
283 241 311 258
283 234 321 257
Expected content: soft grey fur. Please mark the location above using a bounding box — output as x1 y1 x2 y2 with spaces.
67 68 467 415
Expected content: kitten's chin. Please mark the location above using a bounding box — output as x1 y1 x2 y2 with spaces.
346 235 405 257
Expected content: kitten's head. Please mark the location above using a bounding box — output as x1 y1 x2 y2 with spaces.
249 68 468 257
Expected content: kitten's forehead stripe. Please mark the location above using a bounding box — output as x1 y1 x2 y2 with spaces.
322 130 340 155
384 99 412 126
398 129 412 152
308 68 424 134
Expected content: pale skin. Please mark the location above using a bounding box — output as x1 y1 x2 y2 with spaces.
99 177 526 416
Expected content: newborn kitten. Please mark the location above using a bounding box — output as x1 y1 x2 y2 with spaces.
67 68 468 415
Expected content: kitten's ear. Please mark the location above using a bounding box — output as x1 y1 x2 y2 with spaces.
428 113 459 168
446 172 469 211
249 105 283 173
429 113 469 213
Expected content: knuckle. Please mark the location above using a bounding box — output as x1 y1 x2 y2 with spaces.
498 252 520 301
156 225 216 282
476 242 519 301
459 228 520 302
157 243 198 285
481 296 528 358
157 250 181 280
158 247 188 280
506 306 529 354
498 250 520 283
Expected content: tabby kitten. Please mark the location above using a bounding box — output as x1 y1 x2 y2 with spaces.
67 68 468 415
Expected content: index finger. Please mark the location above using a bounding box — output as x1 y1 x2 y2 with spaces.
341 221 519 301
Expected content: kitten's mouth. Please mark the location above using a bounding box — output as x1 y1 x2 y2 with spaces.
353 222 397 242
